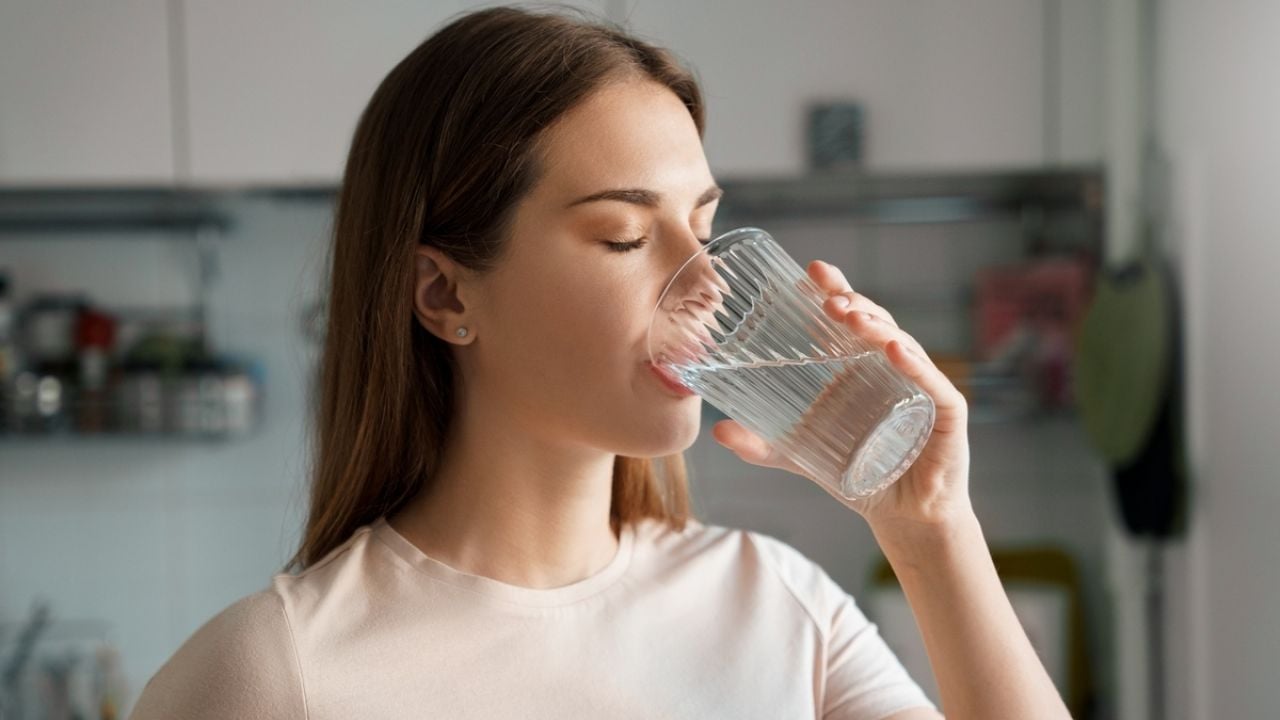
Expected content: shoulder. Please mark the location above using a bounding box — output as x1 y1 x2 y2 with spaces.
683 525 936 716
129 585 307 719
639 516 821 576
640 517 845 629
737 525 853 632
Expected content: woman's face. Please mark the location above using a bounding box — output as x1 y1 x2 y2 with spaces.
469 77 720 458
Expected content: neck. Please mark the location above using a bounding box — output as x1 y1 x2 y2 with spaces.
387 393 620 589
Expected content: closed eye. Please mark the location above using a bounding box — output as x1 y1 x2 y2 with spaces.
602 237 648 253
602 236 711 253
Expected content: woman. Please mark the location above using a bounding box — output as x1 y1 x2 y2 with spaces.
130 6 1070 719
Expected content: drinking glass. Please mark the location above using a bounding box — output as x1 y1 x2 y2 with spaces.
647 227 936 499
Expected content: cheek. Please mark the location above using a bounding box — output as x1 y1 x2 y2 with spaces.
568 279 647 366
493 268 703 454
499 270 641 376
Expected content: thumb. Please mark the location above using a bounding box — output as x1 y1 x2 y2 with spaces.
712 420 774 464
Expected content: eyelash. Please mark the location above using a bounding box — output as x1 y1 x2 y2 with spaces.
603 237 711 253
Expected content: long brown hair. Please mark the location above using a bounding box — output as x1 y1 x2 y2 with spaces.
287 5 705 572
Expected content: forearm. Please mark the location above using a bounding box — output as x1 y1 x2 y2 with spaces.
871 511 1072 720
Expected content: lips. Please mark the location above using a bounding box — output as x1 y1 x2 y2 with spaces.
646 361 698 398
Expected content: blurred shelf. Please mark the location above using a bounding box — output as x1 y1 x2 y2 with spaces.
1 360 263 445
714 165 1103 226
0 430 256 444
0 183 337 237
0 167 1102 236
0 186 234 236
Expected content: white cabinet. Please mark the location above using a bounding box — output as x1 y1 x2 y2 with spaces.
1054 0 1105 166
0 0 174 185
181 2 458 184
0 1 1101 186
181 1 609 184
620 0 1103 175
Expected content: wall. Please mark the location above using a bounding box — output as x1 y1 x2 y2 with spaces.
0 199 332 705
1155 0 1280 717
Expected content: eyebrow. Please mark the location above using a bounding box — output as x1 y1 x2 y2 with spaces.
565 184 724 210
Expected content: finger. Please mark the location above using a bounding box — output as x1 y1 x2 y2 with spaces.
883 339 968 433
823 292 897 328
838 310 922 361
712 419 774 464
836 311 965 426
808 259 852 294
807 262 897 326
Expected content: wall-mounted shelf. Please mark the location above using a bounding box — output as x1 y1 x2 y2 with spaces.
0 167 1101 236
713 166 1102 225
0 188 271 445
0 169 1100 435
0 186 235 236
0 172 1100 288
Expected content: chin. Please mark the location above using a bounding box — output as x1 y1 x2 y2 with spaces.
618 403 703 457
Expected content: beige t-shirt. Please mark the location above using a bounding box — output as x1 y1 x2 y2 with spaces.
129 515 934 719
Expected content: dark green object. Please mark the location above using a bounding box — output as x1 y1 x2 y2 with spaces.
1074 244 1187 538
1074 253 1170 466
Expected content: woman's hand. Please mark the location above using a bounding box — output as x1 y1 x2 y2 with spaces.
714 261 1074 719
711 259 973 534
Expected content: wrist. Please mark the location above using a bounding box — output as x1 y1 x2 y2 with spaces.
869 507 984 574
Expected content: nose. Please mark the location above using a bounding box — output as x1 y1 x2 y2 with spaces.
658 232 731 330
659 226 705 287
658 225 708 267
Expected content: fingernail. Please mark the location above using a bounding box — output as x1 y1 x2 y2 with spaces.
832 295 850 309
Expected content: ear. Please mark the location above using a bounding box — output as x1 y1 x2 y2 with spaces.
413 245 475 344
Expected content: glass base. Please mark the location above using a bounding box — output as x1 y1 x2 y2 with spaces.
839 397 935 499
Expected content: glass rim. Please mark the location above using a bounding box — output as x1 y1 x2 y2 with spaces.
647 226 770 367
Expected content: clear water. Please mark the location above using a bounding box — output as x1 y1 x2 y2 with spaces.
678 350 935 498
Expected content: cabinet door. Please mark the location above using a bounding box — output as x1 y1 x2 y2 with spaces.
0 0 174 185
183 1 609 184
1054 0 1105 166
620 0 1062 175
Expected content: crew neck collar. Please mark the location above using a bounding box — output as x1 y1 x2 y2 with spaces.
370 516 638 609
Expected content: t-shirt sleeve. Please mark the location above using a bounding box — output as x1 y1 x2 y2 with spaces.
750 532 937 720
127 587 307 720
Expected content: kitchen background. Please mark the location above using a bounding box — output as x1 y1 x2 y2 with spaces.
0 1 1275 719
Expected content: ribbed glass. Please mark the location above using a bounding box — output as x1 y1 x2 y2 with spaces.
648 227 935 499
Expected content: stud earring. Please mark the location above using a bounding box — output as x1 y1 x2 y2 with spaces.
455 327 469 338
